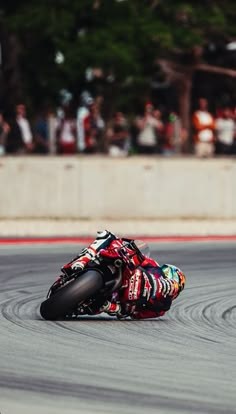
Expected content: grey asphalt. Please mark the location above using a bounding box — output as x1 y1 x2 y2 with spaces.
0 241 236 414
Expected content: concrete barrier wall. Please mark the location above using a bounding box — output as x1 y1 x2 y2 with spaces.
0 156 236 219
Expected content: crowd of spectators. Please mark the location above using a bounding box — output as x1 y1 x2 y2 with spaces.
1 92 236 157
192 98 236 157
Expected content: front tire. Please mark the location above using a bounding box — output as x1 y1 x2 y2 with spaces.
40 270 103 320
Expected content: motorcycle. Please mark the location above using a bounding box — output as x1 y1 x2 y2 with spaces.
40 239 149 320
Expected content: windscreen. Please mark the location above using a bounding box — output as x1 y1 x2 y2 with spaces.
134 240 150 258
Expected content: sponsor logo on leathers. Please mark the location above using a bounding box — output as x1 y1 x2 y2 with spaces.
143 274 152 300
128 270 142 300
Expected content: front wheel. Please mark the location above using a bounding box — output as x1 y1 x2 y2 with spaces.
40 270 103 320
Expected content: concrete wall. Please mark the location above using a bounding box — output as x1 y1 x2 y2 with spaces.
0 156 235 219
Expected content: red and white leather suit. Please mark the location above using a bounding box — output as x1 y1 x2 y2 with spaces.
62 231 182 319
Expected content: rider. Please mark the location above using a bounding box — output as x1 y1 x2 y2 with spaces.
62 230 186 319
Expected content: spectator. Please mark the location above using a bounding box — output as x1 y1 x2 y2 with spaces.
107 111 130 157
56 107 77 154
33 109 50 154
90 102 105 152
15 104 34 153
192 98 215 157
215 108 235 155
153 109 164 151
5 113 25 154
76 91 96 153
0 111 10 156
135 103 161 154
162 111 186 155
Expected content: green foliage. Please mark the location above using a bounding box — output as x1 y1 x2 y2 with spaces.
1 0 236 112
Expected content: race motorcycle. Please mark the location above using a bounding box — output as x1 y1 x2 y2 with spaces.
40 239 148 320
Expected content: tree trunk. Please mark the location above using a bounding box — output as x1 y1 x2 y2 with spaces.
175 70 193 151
156 58 236 153
1 30 23 116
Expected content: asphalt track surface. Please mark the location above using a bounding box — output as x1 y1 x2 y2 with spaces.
0 241 236 414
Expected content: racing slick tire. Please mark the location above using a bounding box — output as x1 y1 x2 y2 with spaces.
40 270 103 320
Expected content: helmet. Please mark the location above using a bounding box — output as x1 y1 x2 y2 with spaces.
161 264 186 295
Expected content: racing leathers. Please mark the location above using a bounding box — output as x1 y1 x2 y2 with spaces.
61 230 183 319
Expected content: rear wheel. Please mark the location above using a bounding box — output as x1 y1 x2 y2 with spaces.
40 270 103 320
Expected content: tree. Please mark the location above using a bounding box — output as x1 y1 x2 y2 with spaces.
1 0 236 140
153 1 236 142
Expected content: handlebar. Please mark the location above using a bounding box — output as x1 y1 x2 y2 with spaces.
98 239 145 269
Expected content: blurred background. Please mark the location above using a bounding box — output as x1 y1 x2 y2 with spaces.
1 0 236 156
1 0 236 237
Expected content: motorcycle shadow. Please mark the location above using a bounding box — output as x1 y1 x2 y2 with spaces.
56 315 127 322
55 315 165 322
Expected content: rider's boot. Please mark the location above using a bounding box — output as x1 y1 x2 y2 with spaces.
62 230 117 276
101 301 122 315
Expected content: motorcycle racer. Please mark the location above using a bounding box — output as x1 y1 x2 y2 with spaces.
62 230 186 319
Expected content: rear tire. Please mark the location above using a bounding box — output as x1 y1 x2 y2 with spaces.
40 270 103 320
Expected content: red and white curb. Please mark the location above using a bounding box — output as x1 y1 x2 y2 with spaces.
1 235 236 245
